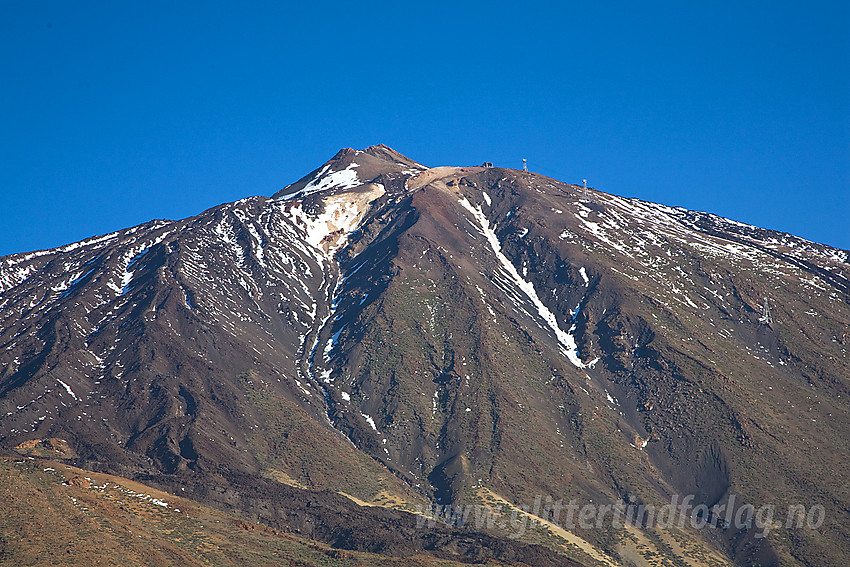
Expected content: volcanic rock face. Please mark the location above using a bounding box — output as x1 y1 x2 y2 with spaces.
1 144 848 566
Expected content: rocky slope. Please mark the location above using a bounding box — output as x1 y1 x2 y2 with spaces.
1 145 848 566
1 450 559 567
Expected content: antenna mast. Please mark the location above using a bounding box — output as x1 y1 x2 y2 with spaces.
522 158 527 172
583 179 589 202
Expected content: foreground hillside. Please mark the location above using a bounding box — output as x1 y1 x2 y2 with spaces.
0 451 530 567
1 145 847 566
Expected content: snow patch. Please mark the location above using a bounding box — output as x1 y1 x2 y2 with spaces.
458 196 593 368
279 162 361 200
323 326 345 362
56 379 79 401
361 413 379 432
283 184 385 257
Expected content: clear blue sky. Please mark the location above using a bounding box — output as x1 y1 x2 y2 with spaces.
2 1 848 256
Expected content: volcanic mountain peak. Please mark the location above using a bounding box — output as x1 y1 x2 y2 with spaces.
274 144 426 201
359 143 427 167
1 146 849 566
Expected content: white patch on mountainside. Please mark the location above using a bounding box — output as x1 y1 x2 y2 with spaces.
282 184 386 256
56 379 79 401
0 223 171 295
278 162 361 200
458 196 594 368
109 231 172 295
581 192 848 277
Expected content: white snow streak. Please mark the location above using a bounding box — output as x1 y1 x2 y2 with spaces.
361 413 379 432
56 379 79 401
458 196 591 368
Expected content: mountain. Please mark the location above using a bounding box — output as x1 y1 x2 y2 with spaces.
1 145 848 566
